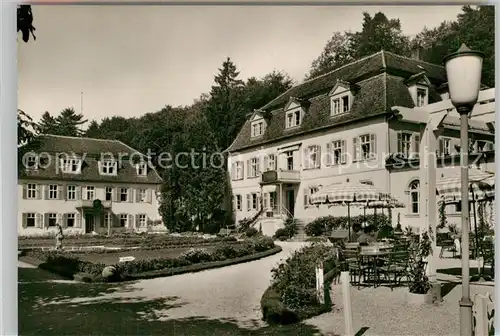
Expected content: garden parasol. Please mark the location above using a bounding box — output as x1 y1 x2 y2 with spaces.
310 179 392 240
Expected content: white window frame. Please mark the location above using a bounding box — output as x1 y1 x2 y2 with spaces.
235 194 242 211
26 213 36 227
27 183 37 199
120 188 129 202
416 87 428 107
251 120 265 137
85 186 95 201
136 162 147 176
285 109 302 129
25 154 38 170
48 213 57 227
66 213 76 227
250 158 259 178
138 214 147 227
329 140 346 165
355 134 376 161
60 158 82 174
285 151 294 171
409 180 420 214
330 95 350 116
100 160 117 176
48 184 58 200
138 188 147 202
305 145 321 169
266 154 276 171
233 161 244 180
304 186 319 206
119 214 128 227
67 185 76 200
251 193 258 210
105 187 113 201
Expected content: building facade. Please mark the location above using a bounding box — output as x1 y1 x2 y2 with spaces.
18 135 164 236
226 50 495 236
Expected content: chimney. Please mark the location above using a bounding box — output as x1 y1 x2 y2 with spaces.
411 45 423 60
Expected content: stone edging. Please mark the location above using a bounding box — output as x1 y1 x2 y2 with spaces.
125 246 283 281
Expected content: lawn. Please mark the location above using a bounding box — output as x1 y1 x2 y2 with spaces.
18 266 324 335
74 246 218 265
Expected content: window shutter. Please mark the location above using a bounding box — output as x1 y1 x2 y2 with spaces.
57 185 63 200
326 142 332 166
438 138 444 156
304 188 309 206
264 156 269 172
316 145 321 168
135 189 140 203
246 160 251 178
75 213 81 228
397 132 402 153
128 189 133 203
22 213 27 228
257 193 261 210
36 184 42 199
128 214 134 229
112 188 118 202
44 213 49 228
353 137 359 161
57 213 63 226
341 140 347 164
413 133 420 155
44 185 49 200
97 161 102 174
62 214 68 228
146 189 152 203
304 147 309 169
256 158 261 176
247 194 251 211
370 134 377 158
76 186 82 200
136 214 140 227
231 163 235 180
22 184 27 199
35 213 42 228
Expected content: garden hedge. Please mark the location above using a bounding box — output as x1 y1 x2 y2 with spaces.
260 244 340 325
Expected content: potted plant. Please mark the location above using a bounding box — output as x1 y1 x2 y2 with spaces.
406 231 432 305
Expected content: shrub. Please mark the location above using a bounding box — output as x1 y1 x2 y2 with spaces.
273 219 298 240
245 227 259 238
376 224 394 240
408 231 431 294
178 248 213 263
304 214 391 237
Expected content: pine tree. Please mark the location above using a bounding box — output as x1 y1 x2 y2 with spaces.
55 107 87 136
38 111 58 135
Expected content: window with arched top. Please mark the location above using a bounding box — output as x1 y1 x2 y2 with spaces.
409 180 420 214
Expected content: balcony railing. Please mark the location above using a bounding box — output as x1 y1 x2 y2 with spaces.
76 200 112 209
261 169 301 184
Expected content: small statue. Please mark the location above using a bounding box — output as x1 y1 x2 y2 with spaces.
55 223 64 250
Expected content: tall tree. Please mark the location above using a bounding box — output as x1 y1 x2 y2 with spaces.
85 120 102 138
413 5 495 88
37 111 58 135
242 71 294 110
55 107 87 136
348 12 411 60
306 32 354 80
205 57 245 152
17 109 37 146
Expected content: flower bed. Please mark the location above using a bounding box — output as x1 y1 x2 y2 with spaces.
260 244 340 324
24 237 279 283
19 234 237 249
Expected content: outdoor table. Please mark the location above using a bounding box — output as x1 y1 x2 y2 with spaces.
360 248 390 287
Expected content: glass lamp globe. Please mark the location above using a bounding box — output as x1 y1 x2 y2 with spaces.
443 44 484 113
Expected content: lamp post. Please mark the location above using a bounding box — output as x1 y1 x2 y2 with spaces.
443 43 484 336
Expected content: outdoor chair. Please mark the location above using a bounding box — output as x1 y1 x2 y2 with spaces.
480 240 495 278
341 249 365 289
379 251 410 290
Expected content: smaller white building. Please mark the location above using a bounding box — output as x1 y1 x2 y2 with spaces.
18 135 164 236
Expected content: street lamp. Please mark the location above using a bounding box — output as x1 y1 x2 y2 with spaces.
443 43 484 336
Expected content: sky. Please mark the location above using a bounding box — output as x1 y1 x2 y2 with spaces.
18 5 464 124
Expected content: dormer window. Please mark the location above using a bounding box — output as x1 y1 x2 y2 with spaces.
329 80 354 116
60 157 82 174
251 120 265 138
286 110 302 128
404 72 430 107
136 162 147 176
100 160 117 176
25 153 38 170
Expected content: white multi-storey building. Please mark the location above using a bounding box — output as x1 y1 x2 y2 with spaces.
18 135 164 236
226 50 495 237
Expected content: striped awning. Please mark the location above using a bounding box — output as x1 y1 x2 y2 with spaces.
436 168 495 204
310 181 390 205
365 197 405 209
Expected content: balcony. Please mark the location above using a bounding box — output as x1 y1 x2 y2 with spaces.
261 170 301 185
76 200 112 209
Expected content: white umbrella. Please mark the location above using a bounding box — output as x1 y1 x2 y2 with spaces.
436 168 494 204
